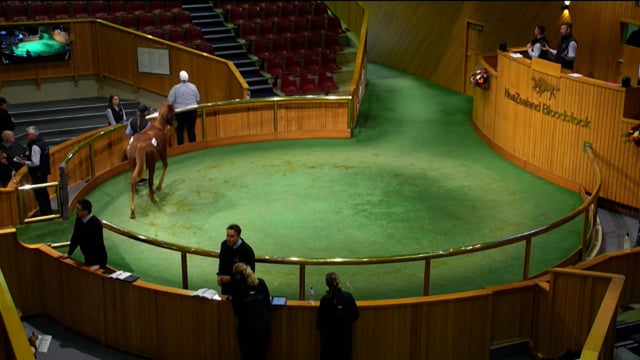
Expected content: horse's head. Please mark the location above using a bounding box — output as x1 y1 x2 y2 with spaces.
158 102 177 129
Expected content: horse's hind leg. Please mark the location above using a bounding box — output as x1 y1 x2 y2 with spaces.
156 159 168 192
148 166 157 203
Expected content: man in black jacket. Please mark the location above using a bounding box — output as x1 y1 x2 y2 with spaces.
217 223 256 295
60 199 108 272
542 22 578 70
0 97 15 134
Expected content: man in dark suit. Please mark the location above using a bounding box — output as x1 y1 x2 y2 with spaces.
60 199 108 272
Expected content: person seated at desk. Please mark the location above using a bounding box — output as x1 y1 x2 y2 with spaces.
542 22 577 70
526 25 549 59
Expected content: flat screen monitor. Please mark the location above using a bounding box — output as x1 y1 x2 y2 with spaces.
0 23 71 65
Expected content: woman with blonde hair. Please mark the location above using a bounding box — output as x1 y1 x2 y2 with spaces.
230 262 271 360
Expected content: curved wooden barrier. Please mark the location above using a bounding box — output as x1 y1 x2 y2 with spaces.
472 50 640 209
1 227 632 360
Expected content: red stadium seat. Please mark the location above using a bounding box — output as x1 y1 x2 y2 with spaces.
300 73 320 93
145 28 165 39
309 15 328 33
323 33 344 53
312 2 328 17
306 33 323 54
292 16 310 35
70 2 89 19
279 75 301 96
194 40 215 54
129 1 146 15
280 2 295 18
185 25 203 41
245 5 261 22
118 14 137 29
326 16 345 35
302 52 320 74
225 6 243 25
319 50 341 72
51 2 70 20
288 34 306 55
157 12 175 27
264 54 285 77
96 13 117 24
166 27 185 43
296 2 312 17
90 1 109 18
7 2 28 20
251 38 270 58
175 10 192 27
271 36 288 57
262 3 278 23
283 53 303 76
110 1 127 16
138 13 156 30
148 1 165 13
30 2 50 21
165 1 183 13
255 19 275 38
318 70 339 93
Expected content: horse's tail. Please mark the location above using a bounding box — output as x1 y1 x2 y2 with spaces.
133 147 146 180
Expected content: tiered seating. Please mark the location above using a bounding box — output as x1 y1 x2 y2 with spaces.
215 1 347 95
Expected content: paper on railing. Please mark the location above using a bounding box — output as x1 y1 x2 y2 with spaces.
36 334 52 353
109 271 133 280
509 53 523 58
568 73 583 78
193 288 221 300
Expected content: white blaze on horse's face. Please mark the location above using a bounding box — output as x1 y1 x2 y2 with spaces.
152 137 158 147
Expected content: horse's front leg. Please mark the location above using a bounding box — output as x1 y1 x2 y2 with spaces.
156 158 168 192
148 166 157 203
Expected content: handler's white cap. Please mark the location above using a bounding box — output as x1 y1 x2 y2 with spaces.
179 70 189 82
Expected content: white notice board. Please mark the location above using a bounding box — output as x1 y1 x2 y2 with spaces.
137 47 170 75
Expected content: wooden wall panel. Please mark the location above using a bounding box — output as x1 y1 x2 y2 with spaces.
277 102 350 133
158 291 231 360
485 282 536 343
545 271 612 358
70 22 98 75
104 280 157 357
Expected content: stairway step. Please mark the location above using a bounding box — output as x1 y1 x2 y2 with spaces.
230 58 258 66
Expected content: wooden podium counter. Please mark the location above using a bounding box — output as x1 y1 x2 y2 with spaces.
472 51 640 208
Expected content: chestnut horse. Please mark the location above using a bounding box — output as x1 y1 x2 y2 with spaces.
128 102 176 218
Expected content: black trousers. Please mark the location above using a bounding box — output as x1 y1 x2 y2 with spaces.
175 109 197 145
31 173 52 215
237 326 270 360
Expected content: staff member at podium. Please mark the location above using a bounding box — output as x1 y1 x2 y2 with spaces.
526 25 549 59
542 22 577 70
